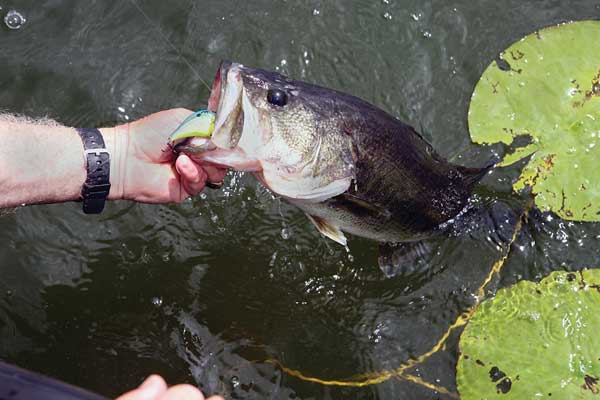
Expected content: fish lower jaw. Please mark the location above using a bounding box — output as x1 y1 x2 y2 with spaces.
192 147 262 172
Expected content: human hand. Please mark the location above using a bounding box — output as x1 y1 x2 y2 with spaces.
116 375 223 400
104 108 228 203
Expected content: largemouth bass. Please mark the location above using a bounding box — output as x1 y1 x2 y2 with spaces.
171 61 491 247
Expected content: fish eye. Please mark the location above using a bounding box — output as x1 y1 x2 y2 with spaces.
267 89 288 107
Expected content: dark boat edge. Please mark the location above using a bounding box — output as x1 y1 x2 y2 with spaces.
0 359 107 400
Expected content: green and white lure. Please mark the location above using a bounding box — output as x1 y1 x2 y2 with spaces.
168 110 215 144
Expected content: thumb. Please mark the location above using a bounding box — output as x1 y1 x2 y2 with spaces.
115 375 168 400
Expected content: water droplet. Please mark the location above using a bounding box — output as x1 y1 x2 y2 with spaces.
312 9 320 16
410 13 421 21
422 30 432 38
281 227 290 240
231 376 240 388
117 106 126 113
4 10 26 30
369 323 385 343
151 296 163 307
382 0 390 3
382 12 392 20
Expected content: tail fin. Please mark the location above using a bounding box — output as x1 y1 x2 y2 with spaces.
457 161 495 188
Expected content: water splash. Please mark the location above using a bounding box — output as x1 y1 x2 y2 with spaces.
410 12 422 21
151 296 163 307
4 10 26 30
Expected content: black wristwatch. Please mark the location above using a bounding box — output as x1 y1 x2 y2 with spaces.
76 128 111 214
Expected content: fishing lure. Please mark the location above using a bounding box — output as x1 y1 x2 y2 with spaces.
168 109 215 144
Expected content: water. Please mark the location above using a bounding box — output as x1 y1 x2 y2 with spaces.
3 10 25 30
0 1 599 399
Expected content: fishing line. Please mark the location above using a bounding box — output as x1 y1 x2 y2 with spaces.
265 201 532 393
129 0 212 91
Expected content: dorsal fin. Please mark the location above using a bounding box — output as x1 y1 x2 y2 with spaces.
456 161 495 188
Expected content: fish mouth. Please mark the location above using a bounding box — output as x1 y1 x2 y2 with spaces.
206 61 224 113
174 61 262 172
206 61 244 149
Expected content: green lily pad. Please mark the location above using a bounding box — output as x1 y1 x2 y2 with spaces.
468 21 600 221
457 269 600 399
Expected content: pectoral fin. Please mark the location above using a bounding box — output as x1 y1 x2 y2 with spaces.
305 214 347 246
333 193 392 220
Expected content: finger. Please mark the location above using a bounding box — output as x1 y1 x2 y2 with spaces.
116 375 168 400
176 155 208 196
159 384 205 400
175 154 202 183
182 174 206 197
202 165 228 183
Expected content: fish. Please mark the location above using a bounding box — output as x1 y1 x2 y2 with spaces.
170 61 491 255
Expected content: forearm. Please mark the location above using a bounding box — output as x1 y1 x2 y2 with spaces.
0 116 123 208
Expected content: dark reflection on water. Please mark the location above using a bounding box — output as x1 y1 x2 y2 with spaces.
1 1 600 399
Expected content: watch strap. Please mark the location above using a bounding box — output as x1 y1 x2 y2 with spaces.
76 128 111 214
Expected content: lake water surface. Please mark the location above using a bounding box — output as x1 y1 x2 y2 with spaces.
1 1 600 399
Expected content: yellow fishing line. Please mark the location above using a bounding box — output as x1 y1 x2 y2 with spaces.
402 374 459 399
266 201 532 392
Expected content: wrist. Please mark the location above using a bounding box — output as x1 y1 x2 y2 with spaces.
102 124 130 201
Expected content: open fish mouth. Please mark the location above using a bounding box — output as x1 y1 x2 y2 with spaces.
206 61 224 113
206 61 245 150
169 61 244 152
170 61 263 172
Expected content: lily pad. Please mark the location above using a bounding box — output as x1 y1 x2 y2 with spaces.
468 21 600 221
457 269 600 399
